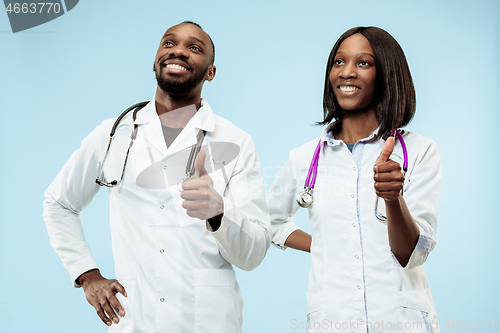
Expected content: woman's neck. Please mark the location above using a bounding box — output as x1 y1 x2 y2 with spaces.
334 109 379 144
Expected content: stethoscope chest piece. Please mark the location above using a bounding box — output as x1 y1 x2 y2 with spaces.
297 187 314 208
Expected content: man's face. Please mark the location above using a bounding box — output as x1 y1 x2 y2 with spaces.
154 23 215 97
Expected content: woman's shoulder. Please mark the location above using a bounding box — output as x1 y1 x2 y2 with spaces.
400 130 440 161
289 137 322 160
401 130 438 148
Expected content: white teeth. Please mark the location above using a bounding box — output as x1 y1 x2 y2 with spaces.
340 86 357 92
166 64 188 71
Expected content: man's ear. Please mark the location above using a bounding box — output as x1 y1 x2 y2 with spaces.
205 65 216 82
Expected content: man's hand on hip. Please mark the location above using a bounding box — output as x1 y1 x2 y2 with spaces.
78 269 127 327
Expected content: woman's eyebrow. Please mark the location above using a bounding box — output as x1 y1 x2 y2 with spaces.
335 51 374 58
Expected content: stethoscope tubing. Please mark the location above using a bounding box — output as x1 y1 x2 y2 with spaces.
297 129 408 215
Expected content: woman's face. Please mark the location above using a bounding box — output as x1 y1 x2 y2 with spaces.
329 33 377 112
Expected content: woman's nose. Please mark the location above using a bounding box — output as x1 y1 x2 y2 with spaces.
339 63 357 79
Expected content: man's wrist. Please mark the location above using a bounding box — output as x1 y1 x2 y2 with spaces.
77 268 101 287
207 213 223 231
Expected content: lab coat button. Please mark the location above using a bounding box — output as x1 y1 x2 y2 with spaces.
350 194 355 198
357 285 361 290
352 223 356 227
160 249 164 253
355 255 359 259
160 205 164 209
163 166 167 170
353 167 356 171
358 319 364 324
160 298 165 302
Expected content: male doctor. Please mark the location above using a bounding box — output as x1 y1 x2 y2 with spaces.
43 21 271 332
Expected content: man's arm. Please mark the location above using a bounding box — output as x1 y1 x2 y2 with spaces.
181 136 271 270
43 119 126 326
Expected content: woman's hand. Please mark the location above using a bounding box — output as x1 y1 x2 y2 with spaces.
373 137 404 200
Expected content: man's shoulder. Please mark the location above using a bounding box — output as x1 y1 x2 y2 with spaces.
212 114 252 141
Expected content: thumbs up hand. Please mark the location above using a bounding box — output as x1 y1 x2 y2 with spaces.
373 136 405 201
180 150 224 220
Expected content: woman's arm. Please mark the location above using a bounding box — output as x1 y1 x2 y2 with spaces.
284 229 312 253
374 137 419 266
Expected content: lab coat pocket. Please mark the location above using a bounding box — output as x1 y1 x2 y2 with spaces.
305 310 325 333
399 288 438 333
194 268 243 333
109 265 137 333
306 292 325 333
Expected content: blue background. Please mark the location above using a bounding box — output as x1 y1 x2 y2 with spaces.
1 0 499 332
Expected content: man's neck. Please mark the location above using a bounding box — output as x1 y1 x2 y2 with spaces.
155 86 202 128
334 109 379 144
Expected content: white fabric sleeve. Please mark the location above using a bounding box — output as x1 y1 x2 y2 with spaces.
266 150 301 250
393 139 441 269
43 121 109 287
207 135 271 271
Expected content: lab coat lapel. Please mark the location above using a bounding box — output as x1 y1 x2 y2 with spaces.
166 99 216 157
166 99 216 227
134 100 168 157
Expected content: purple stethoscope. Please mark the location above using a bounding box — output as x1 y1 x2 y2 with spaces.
296 129 408 222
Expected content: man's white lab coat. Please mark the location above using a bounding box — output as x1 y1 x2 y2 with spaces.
43 99 271 333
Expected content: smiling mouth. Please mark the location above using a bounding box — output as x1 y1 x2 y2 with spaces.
165 63 189 72
339 85 359 94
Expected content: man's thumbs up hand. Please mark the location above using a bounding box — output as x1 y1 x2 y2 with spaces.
181 150 224 221
373 136 404 201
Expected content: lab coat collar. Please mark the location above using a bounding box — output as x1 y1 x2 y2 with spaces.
133 98 215 132
133 98 216 157
320 120 380 151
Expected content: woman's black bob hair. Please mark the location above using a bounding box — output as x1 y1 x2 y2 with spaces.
321 26 416 139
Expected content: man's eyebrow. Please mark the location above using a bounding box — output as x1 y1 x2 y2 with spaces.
161 33 206 47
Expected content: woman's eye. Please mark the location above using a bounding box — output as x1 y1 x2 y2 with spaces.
359 61 370 66
334 59 344 65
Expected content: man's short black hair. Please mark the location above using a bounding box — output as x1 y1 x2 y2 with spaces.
181 21 215 65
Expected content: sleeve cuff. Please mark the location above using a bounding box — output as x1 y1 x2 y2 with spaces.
272 221 300 251
391 227 437 269
68 256 99 288
206 197 238 241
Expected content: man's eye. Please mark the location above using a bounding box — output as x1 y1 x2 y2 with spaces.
190 46 201 52
163 41 174 46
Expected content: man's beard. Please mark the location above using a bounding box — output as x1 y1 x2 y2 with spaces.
155 64 208 99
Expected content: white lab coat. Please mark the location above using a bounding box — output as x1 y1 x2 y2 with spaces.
43 99 271 333
268 126 441 333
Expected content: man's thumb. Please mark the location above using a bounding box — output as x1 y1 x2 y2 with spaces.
376 136 395 164
194 150 207 178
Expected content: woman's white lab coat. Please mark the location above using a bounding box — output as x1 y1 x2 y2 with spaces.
268 126 441 333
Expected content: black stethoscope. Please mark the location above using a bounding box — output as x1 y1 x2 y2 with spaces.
95 102 206 189
296 129 408 222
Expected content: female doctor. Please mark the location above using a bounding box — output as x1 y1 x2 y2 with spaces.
267 27 441 332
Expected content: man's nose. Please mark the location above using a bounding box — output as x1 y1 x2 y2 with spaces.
169 46 189 58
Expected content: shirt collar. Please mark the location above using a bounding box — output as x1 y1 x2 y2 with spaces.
320 120 380 149
134 97 216 133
